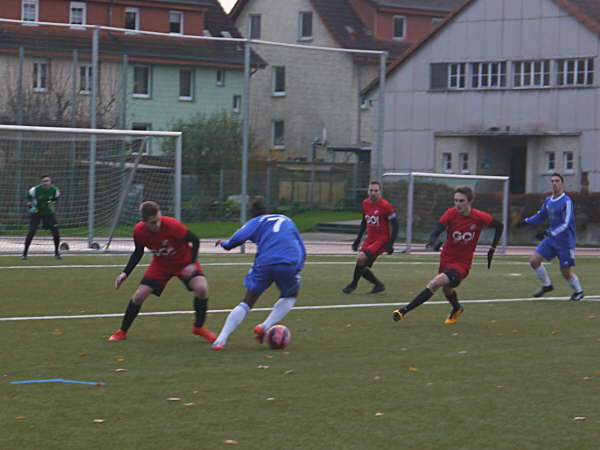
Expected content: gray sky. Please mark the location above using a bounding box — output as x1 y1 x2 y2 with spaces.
218 0 236 13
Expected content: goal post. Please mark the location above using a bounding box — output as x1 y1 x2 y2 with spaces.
382 171 510 254
0 124 182 254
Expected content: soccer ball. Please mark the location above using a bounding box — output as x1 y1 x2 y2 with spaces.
266 325 291 349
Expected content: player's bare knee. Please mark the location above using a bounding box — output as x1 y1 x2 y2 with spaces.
560 268 572 280
357 252 368 265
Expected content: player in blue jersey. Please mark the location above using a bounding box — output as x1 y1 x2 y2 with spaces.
211 201 306 350
517 173 584 301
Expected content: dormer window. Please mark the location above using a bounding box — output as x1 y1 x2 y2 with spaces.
125 7 139 31
22 0 39 24
70 2 86 29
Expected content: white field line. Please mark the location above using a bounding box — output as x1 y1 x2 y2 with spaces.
0 261 534 270
1 296 599 322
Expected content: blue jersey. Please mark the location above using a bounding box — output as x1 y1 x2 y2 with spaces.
220 214 306 269
525 192 576 248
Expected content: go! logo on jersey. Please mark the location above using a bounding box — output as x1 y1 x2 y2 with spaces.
365 215 380 226
452 231 474 242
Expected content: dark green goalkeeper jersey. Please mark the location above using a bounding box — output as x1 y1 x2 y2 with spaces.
25 184 60 215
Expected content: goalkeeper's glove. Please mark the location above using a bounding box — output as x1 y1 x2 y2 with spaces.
384 240 394 255
535 230 548 241
487 247 496 269
351 238 361 252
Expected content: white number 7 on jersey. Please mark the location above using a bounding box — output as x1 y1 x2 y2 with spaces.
266 216 286 232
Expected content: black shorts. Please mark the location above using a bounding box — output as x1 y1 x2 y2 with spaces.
30 213 58 230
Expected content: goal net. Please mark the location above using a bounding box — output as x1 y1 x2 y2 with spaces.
0 125 181 255
382 172 509 253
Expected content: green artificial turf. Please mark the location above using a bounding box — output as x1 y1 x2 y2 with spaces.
1 254 599 449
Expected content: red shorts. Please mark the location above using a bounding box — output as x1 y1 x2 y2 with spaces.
141 261 204 296
438 262 470 287
360 238 387 263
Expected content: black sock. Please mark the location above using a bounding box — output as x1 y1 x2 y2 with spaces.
445 291 460 311
351 265 366 286
51 229 60 254
194 297 208 327
363 268 382 286
120 300 141 332
402 288 434 314
23 232 35 256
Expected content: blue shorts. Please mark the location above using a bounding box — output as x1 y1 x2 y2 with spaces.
536 238 575 267
244 264 302 297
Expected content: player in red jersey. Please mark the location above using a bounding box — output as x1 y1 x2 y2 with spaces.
392 186 503 324
342 180 399 294
108 201 216 342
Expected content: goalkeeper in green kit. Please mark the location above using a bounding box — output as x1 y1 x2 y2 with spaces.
22 175 61 259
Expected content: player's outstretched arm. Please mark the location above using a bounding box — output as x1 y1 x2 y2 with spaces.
116 242 144 288
486 219 504 269
352 216 367 252
426 222 446 249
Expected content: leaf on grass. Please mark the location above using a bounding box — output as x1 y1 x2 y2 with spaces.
490 320 497 323
551 330 560 335
184 402 194 407
266 397 275 401
15 416 26 420
116 358 125 363
457 350 468 355
373 376 381 381
346 324 351 328
257 365 269 369
451 333 459 336
511 330 519 334
167 397 181 401
80 352 88 357
573 416 587 421
400 347 408 352
496 333 504 337
51 329 63 336
264 355 273 359
375 412 384 416
583 377 592 380
284 370 294 375
114 368 126 373
93 419 105 423
224 440 239 445
408 367 418 371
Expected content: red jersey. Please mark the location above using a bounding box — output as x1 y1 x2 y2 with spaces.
439 207 492 267
362 197 396 241
133 216 192 267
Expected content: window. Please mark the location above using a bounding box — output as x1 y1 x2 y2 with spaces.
272 66 285 96
556 58 594 87
170 11 183 34
449 63 466 89
216 69 225 87
79 64 92 94
125 7 139 31
179 68 192 100
133 66 150 97
33 59 48 91
249 14 261 39
459 153 469 173
22 0 38 24
132 123 151 154
298 11 313 40
393 16 406 40
563 152 574 173
513 60 551 88
471 62 506 88
70 2 86 28
273 120 285 148
545 152 556 171
442 153 452 172
233 95 241 113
